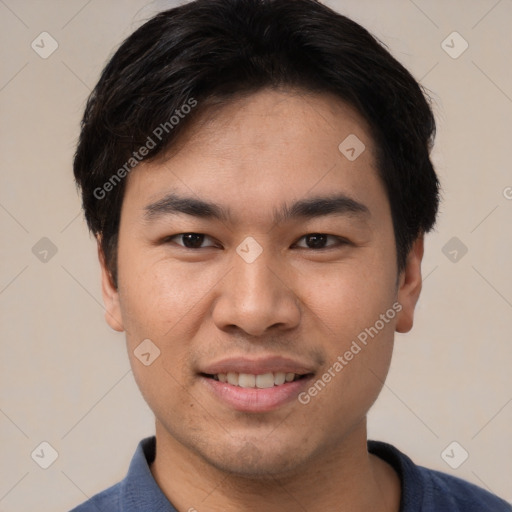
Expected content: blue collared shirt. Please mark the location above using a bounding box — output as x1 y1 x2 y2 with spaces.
70 436 511 511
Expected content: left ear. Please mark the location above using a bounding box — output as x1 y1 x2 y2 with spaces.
395 234 424 333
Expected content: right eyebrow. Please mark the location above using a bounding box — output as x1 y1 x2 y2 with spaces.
143 193 231 222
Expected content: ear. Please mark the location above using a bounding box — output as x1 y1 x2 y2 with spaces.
97 238 124 332
395 235 424 334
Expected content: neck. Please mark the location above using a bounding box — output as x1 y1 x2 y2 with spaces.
149 418 401 512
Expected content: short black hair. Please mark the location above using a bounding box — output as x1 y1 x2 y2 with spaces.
73 0 440 288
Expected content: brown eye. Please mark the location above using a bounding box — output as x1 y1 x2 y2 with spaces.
166 233 216 249
294 233 349 250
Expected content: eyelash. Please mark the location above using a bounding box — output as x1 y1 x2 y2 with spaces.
162 233 350 250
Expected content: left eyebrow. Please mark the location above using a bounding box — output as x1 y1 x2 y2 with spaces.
275 194 370 224
143 191 370 224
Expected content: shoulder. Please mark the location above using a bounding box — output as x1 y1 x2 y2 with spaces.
68 436 157 512
419 466 511 511
68 482 121 511
368 440 511 512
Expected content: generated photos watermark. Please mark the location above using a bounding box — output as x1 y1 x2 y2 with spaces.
93 97 198 200
298 301 402 405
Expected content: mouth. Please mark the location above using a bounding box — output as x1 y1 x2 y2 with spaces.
201 371 309 388
198 357 315 412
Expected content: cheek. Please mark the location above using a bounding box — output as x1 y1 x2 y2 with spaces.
117 245 217 341
296 252 398 401
298 255 397 340
300 286 396 432
116 254 221 404
128 350 202 443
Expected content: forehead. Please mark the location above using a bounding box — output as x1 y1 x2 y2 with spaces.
121 89 388 229
167 89 374 166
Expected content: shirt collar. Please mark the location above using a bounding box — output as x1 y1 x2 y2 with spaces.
119 436 177 511
368 439 423 512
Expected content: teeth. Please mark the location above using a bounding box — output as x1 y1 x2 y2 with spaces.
238 374 256 388
256 373 274 388
214 372 301 388
274 372 286 385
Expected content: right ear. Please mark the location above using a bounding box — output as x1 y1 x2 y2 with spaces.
97 237 124 332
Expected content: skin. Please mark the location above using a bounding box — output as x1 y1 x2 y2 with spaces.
99 88 424 512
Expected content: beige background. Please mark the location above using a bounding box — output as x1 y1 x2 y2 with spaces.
1 0 511 510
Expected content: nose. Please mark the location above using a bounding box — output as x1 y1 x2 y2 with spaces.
211 246 301 337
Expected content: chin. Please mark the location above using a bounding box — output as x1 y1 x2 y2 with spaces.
197 436 311 479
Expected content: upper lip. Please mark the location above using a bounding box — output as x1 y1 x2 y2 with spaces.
200 356 316 376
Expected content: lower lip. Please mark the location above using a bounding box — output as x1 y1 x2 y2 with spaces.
201 375 313 413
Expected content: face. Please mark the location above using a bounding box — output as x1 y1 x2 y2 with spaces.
99 89 423 478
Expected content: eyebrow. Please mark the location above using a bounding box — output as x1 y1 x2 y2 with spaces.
143 191 370 225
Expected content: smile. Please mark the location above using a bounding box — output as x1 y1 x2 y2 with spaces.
207 372 306 388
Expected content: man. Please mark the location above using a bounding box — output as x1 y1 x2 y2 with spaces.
70 0 511 510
